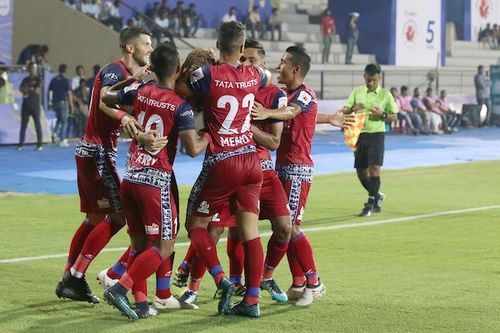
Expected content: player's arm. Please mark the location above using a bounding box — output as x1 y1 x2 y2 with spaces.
316 111 356 128
252 101 300 121
179 129 210 157
250 121 283 151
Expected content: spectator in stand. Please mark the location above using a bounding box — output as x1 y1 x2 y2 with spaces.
478 23 497 49
247 5 264 39
48 64 73 146
82 0 100 20
170 1 185 35
423 87 452 133
436 89 461 131
146 2 162 19
474 65 491 126
222 6 237 23
17 62 43 151
17 44 40 65
398 85 423 135
71 65 85 90
390 87 417 135
345 12 359 64
86 64 100 92
160 0 169 12
266 7 282 41
64 0 78 10
411 87 435 134
153 9 170 43
320 8 335 64
184 3 201 37
414 87 442 134
71 78 90 138
101 0 123 32
131 12 146 28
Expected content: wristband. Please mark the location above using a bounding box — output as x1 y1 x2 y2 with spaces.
116 110 128 121
381 112 387 120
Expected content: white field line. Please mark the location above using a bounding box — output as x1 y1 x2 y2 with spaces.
1 205 499 264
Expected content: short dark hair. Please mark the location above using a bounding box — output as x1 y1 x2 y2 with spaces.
150 42 179 79
285 45 311 76
58 64 67 73
390 87 397 94
218 21 246 54
401 85 408 92
119 26 152 51
365 63 381 76
426 87 433 93
245 38 265 57
478 65 484 71
40 45 49 54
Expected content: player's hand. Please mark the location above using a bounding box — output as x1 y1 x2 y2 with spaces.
133 65 151 81
138 130 169 151
121 115 142 138
353 102 365 112
327 111 345 127
343 113 356 128
251 101 269 120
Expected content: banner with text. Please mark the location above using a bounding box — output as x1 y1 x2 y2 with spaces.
395 0 442 66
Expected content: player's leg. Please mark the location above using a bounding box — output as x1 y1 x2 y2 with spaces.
172 243 195 288
97 246 130 289
226 227 245 296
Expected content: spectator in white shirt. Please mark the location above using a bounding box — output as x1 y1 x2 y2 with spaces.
222 6 237 23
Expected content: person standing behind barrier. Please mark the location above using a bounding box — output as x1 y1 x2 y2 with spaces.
345 12 359 65
48 64 73 147
474 65 491 126
17 61 43 151
320 8 335 64
342 64 398 217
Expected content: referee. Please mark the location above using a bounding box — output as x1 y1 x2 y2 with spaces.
343 64 398 216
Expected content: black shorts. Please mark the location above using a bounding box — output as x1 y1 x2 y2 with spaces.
354 132 385 168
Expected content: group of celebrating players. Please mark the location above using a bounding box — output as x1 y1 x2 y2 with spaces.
55 21 350 319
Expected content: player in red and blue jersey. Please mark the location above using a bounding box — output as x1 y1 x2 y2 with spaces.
56 27 158 304
100 42 210 320
176 21 269 317
251 46 349 306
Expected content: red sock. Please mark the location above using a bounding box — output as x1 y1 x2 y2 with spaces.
64 219 94 273
178 243 195 273
263 234 289 280
119 247 163 290
291 233 318 286
71 219 123 276
107 246 130 280
188 254 207 292
189 227 224 285
287 241 306 287
132 279 148 304
227 232 244 284
243 237 263 305
155 254 173 299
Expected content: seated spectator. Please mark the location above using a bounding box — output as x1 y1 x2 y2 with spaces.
160 0 170 12
390 87 416 135
64 0 78 10
437 89 461 131
131 12 147 28
153 9 170 43
479 23 497 49
71 65 85 90
398 85 423 135
247 5 264 39
222 6 237 23
422 87 446 134
266 7 282 41
170 0 185 35
184 3 201 38
82 0 100 20
101 0 123 32
411 87 434 134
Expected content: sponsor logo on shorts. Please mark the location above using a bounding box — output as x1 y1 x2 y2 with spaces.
146 223 160 235
97 198 111 209
197 200 210 214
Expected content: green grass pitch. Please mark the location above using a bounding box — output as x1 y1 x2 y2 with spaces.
1 161 499 333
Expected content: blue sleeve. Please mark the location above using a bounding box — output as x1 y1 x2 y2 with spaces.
188 65 211 94
65 78 71 92
116 82 142 106
410 99 418 110
290 89 315 113
100 63 125 87
271 89 288 109
256 66 268 89
175 102 196 132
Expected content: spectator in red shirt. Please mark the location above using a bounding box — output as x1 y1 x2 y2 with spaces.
320 8 335 64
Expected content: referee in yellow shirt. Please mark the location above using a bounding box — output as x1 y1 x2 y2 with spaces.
343 64 398 217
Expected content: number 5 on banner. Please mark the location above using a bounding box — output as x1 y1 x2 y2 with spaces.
426 20 435 43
